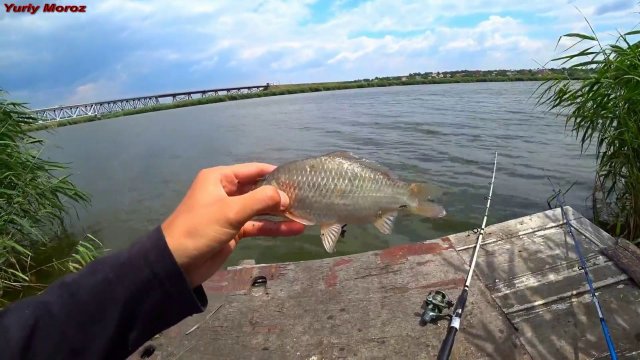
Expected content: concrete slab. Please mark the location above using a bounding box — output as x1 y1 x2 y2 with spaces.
130 239 527 359
129 207 640 360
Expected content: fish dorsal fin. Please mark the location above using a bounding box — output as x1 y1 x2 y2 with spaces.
373 211 398 235
320 223 343 253
324 150 360 160
323 151 398 179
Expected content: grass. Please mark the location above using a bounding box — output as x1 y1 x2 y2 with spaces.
26 75 572 131
1 91 101 306
536 18 640 242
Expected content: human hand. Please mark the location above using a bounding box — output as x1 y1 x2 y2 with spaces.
161 163 305 288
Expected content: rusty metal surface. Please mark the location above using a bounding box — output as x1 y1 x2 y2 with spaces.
130 237 528 360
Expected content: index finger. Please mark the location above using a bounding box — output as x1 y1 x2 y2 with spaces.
226 162 277 183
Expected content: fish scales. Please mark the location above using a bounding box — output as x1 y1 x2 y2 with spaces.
261 151 446 253
279 157 404 223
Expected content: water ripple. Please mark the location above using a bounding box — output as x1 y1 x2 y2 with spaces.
38 82 596 264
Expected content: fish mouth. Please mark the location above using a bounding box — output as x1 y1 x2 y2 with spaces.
430 202 447 218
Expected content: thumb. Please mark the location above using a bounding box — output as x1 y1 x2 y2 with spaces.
230 185 289 224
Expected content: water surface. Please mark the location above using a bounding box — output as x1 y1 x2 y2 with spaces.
38 82 596 266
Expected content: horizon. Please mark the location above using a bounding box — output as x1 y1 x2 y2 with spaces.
1 0 638 108
30 67 573 110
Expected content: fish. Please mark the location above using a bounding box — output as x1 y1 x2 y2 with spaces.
259 151 446 253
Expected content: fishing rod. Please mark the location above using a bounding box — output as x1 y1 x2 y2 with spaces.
547 179 618 360
436 151 498 360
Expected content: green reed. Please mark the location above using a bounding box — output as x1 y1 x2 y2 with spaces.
537 18 640 242
0 91 101 306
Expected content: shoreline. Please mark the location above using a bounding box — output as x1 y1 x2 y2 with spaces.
27 76 568 131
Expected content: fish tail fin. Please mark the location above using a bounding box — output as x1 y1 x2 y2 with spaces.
408 183 447 218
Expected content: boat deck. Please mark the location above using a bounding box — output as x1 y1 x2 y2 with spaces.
130 207 640 359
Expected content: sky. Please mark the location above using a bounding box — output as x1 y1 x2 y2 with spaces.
1 0 638 108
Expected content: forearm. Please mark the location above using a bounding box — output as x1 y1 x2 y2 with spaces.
0 227 207 360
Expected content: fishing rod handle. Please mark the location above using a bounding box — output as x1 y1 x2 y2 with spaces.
437 326 458 360
437 289 468 359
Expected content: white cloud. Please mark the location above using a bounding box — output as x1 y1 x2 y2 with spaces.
271 48 317 70
2 0 638 106
95 0 155 16
436 16 546 60
442 38 479 51
64 78 126 105
175 1 634 76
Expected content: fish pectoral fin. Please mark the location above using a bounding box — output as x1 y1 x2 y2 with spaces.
284 211 316 226
320 223 343 253
373 211 398 235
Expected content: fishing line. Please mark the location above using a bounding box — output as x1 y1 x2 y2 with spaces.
435 151 498 360
547 178 618 360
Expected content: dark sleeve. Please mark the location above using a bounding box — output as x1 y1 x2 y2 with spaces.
0 226 208 360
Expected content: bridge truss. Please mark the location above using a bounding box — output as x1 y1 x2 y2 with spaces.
32 84 271 122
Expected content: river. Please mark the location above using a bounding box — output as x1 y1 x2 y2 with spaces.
37 81 596 266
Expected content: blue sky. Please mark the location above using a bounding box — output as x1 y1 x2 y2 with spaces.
1 0 638 108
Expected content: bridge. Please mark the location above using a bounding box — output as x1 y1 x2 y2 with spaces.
32 84 271 122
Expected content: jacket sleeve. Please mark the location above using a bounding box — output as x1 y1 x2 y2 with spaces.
0 226 208 360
